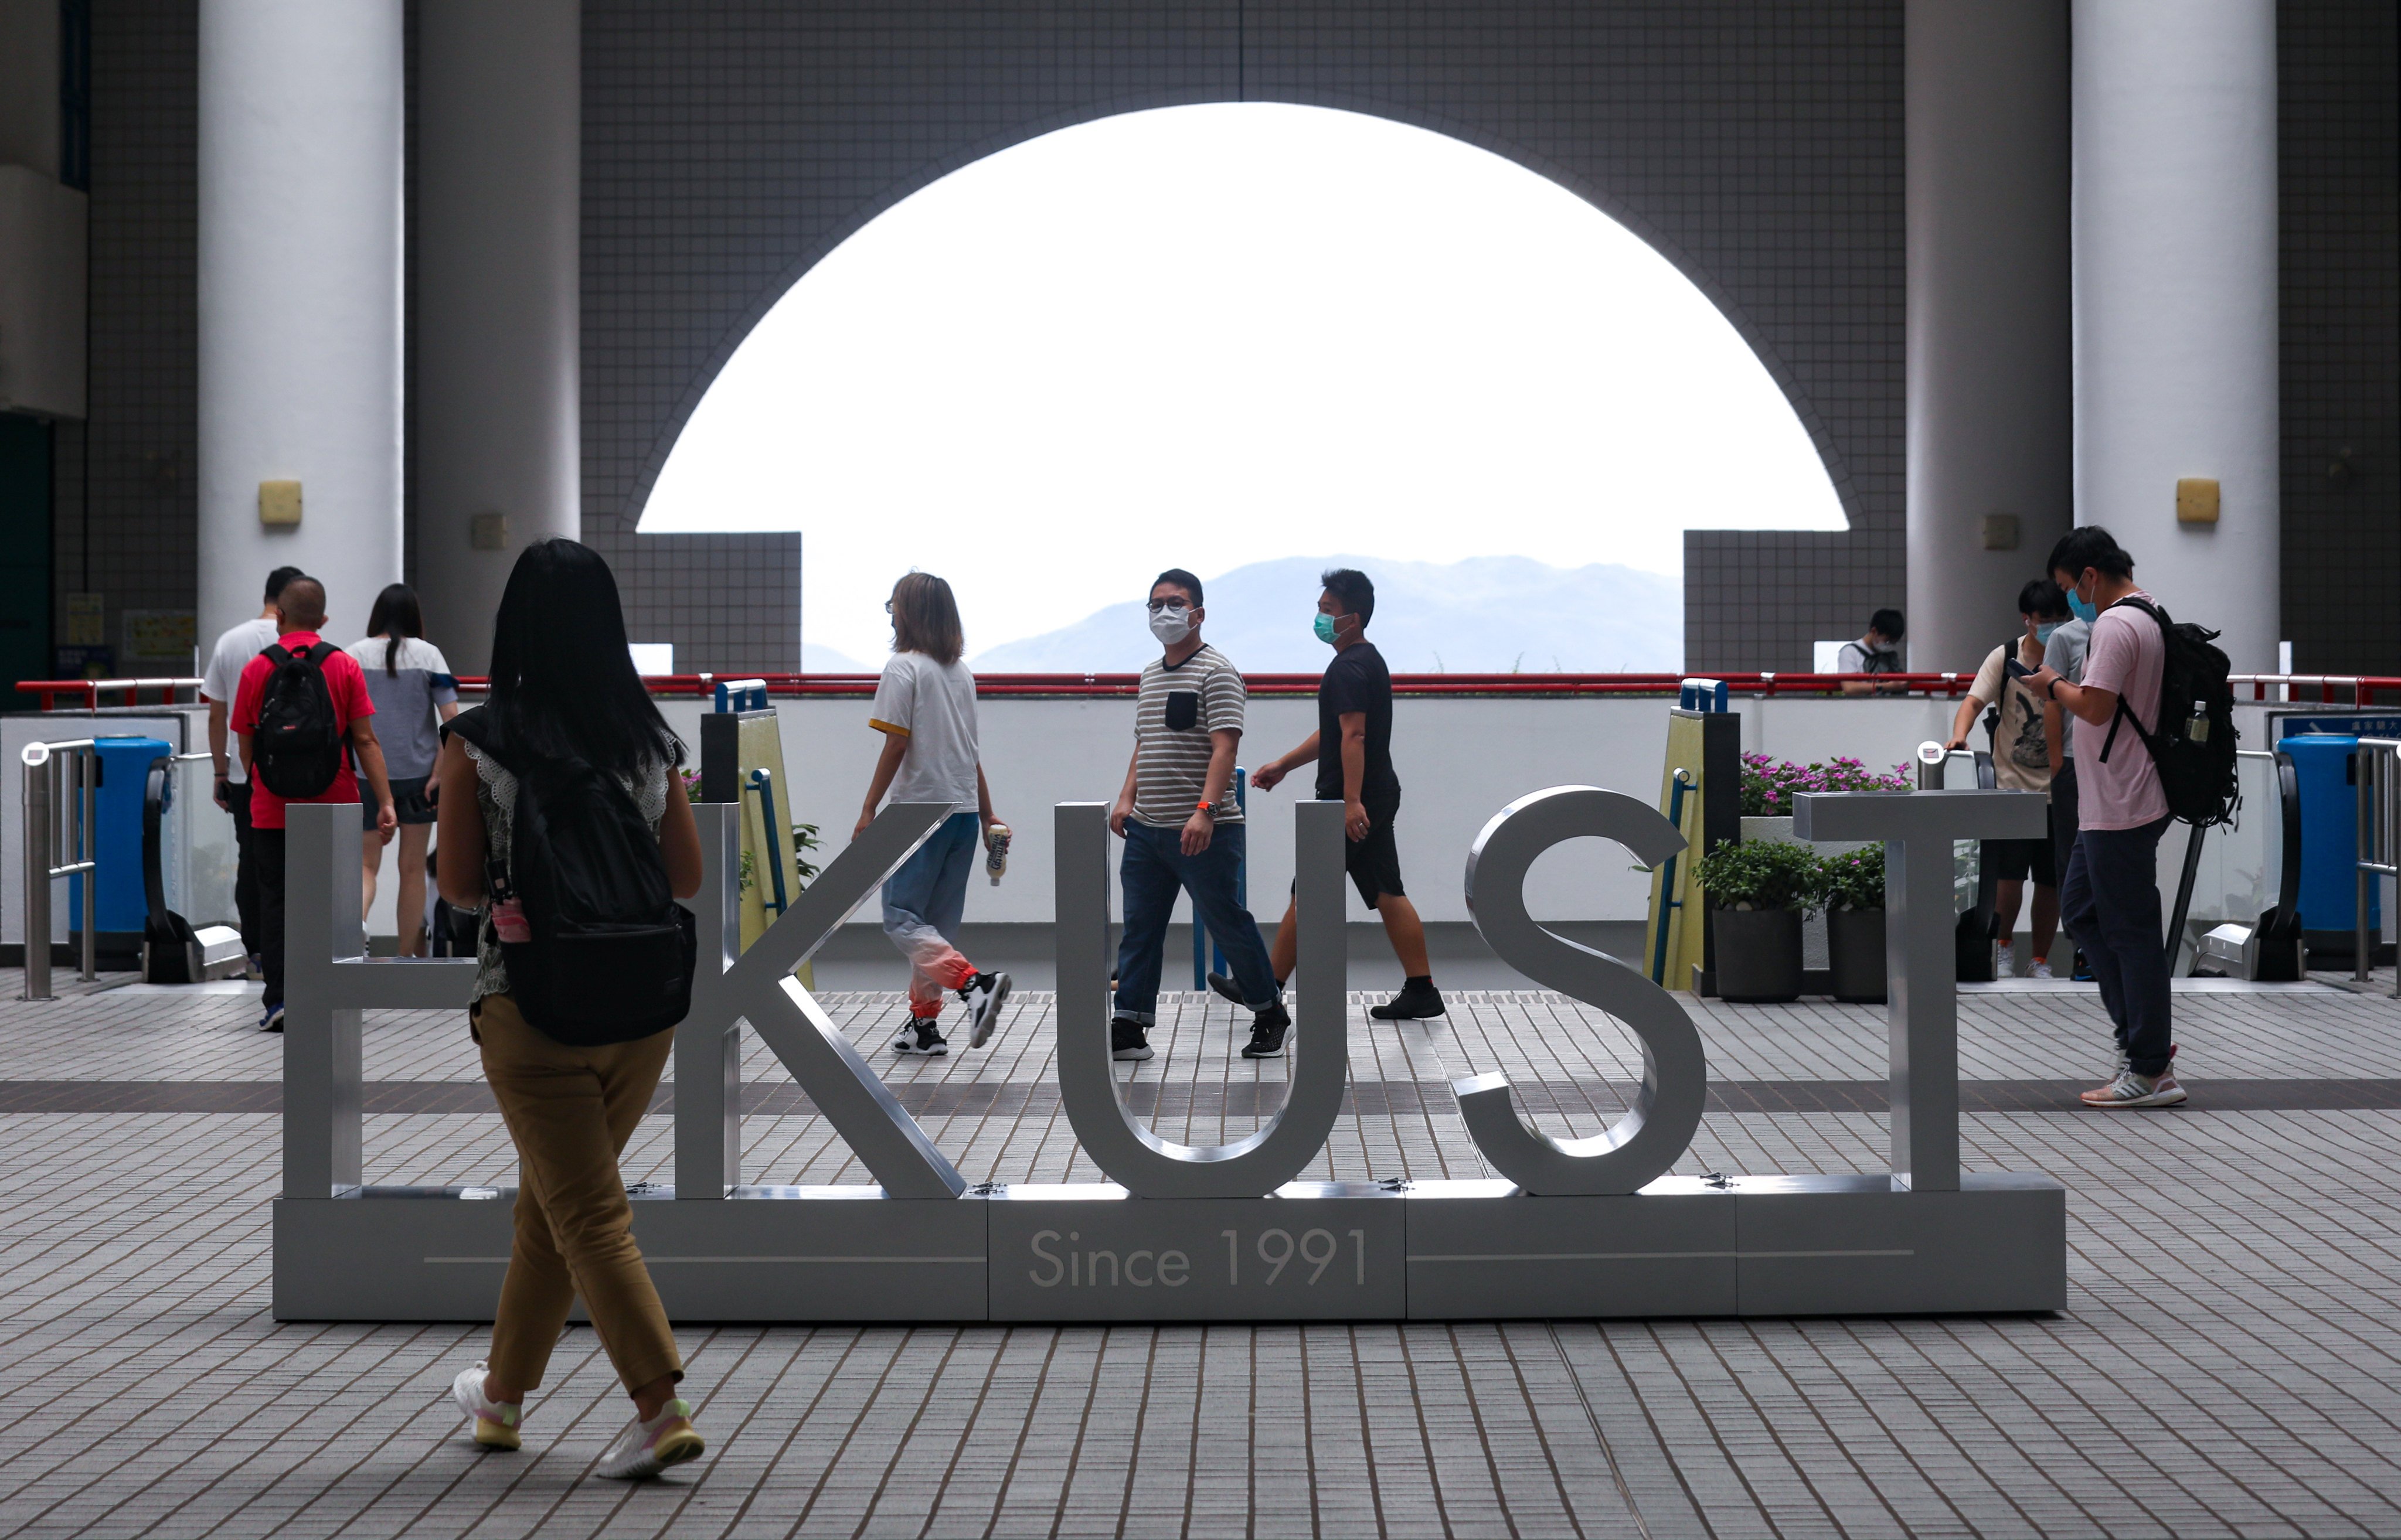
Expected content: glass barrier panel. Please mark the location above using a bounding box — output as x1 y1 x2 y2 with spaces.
161 755 240 930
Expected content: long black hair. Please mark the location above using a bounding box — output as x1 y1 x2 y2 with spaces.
365 582 423 677
486 539 684 776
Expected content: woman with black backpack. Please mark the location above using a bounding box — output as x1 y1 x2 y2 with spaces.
432 539 709 1479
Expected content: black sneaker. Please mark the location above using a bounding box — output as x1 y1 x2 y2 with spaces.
1369 983 1446 1020
1110 1017 1154 1061
1240 1003 1292 1058
892 1015 948 1056
1206 971 1246 1006
959 971 1013 1048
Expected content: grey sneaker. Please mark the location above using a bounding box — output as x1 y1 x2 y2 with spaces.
2079 1069 2187 1109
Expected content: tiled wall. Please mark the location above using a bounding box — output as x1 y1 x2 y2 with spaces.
2279 0 2400 676
52 0 198 671
55 2 2399 677
577 1 1905 674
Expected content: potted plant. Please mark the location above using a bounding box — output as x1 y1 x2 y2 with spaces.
1739 753 1913 840
1695 837 1820 1002
1817 843 1887 1003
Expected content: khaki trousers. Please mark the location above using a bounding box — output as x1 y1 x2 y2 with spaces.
475 993 681 1394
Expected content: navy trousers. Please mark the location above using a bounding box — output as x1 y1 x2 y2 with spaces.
1113 820 1279 1024
2058 815 2174 1076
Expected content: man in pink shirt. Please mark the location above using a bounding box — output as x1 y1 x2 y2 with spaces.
232 577 396 1032
2026 527 2184 1108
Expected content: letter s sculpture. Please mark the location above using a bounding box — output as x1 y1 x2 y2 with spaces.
1457 786 1707 1195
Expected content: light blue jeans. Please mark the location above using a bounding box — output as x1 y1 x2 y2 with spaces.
881 811 981 1016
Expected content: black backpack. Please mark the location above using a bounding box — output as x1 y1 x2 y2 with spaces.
2098 597 2241 828
448 708 695 1045
251 642 347 798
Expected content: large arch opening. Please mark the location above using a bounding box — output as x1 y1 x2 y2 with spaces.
638 103 1845 672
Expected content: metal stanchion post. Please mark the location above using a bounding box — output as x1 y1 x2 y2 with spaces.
21 745 52 1001
77 749 96 982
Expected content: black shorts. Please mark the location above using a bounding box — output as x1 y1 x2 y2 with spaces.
365 774 437 829
1294 793 1407 908
1982 808 2057 887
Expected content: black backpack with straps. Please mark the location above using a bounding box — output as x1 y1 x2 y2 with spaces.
251 641 348 798
447 708 696 1045
2097 597 2241 829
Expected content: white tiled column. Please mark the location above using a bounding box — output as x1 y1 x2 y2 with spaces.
2073 0 2280 669
196 0 403 647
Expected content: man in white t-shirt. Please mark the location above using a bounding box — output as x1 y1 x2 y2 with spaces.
2026 527 2184 1109
200 566 305 966
855 573 1011 1056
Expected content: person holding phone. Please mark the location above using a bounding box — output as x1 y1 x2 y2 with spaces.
1944 579 2072 978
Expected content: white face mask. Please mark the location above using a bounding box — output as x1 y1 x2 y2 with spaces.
1149 608 1192 646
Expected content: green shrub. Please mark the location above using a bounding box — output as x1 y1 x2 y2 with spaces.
1695 838 1821 915
1816 844 1886 912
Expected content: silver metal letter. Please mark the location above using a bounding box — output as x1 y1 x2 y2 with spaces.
687 800 967 1200
1052 799 1348 1198
1455 786 1706 1195
1793 788 2046 1191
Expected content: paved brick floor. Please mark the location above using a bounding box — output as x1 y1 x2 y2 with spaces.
2 970 2398 1536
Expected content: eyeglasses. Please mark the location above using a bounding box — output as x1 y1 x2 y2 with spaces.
1144 598 1192 615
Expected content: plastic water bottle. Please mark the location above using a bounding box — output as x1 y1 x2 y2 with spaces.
985 822 1011 885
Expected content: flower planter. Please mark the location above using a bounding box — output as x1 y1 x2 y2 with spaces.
1711 907 1804 1003
1825 906 1888 1003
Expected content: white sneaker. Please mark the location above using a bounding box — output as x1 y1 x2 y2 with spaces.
1997 943 2015 978
2031 958 2054 980
961 970 1012 1048
596 1398 704 1479
450 1361 522 1451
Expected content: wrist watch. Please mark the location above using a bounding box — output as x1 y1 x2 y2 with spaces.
1195 800 1220 817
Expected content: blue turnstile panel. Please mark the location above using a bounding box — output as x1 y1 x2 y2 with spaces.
2282 734 2380 936
66 736 172 936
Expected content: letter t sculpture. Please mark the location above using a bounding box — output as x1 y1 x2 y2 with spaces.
1794 787 2048 1191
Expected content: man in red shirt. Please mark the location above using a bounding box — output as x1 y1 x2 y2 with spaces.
232 576 397 1031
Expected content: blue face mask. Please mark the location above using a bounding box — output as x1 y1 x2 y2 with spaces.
2034 622 2060 643
1312 612 1340 645
2066 590 2098 624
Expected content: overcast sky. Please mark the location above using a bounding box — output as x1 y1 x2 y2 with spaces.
637 103 1845 667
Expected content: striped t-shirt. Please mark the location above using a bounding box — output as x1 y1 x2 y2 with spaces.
1132 645 1247 827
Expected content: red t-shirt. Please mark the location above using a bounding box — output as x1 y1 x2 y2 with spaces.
231 632 375 829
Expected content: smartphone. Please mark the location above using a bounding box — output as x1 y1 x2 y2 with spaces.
2004 658 2034 684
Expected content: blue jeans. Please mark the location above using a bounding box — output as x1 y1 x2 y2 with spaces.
882 812 981 1015
1113 820 1280 1024
2059 815 2174 1076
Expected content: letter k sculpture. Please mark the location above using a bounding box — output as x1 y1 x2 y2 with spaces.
675 800 966 1201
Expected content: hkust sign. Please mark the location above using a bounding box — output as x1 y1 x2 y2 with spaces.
275 785 2064 1323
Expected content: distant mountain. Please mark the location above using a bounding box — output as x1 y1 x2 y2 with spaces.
969 554 1682 674
801 642 879 673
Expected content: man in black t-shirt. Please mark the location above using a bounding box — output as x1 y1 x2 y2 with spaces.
1225 568 1442 1052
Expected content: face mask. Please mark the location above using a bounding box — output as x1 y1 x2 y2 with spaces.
1149 608 1192 646
2066 590 2098 624
2034 622 2060 643
1313 612 1340 645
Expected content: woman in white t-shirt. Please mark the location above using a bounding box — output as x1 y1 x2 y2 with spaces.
857 573 1011 1054
348 583 460 955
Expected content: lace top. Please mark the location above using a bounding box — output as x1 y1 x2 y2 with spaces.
462 735 674 1003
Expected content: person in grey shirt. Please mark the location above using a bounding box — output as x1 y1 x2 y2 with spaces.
346 583 458 955
2041 612 2089 891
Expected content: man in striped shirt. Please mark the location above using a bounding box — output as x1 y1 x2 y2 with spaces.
1106 569 1286 1061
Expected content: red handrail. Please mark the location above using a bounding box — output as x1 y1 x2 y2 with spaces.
24 671 2398 707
